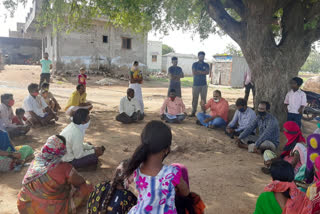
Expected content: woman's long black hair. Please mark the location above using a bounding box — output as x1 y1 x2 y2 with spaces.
123 120 172 179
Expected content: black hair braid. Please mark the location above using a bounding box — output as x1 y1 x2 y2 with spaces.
124 144 148 178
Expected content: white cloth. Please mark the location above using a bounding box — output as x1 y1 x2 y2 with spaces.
284 89 307 114
315 128 320 134
129 83 144 113
244 69 252 85
119 96 141 116
0 103 17 128
60 122 95 162
23 95 48 118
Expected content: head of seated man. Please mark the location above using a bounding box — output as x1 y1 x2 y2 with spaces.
213 90 222 103
257 101 271 118
236 98 247 113
1 93 15 108
73 108 90 127
127 88 135 100
169 89 177 101
28 83 40 98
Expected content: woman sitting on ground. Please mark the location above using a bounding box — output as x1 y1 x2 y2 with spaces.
87 159 137 214
17 135 93 214
123 120 190 214
254 160 312 214
263 121 307 175
0 128 34 172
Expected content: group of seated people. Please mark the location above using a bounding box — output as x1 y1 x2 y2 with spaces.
2 73 320 213
15 119 205 214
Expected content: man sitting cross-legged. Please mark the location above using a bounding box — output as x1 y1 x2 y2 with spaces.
226 98 256 139
236 101 280 153
60 109 104 170
23 83 58 127
116 88 144 124
196 90 229 129
160 89 187 123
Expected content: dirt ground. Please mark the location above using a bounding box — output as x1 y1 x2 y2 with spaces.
0 65 318 214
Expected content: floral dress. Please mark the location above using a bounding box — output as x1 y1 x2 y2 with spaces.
128 165 182 214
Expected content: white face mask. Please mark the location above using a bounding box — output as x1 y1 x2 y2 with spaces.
214 99 220 103
78 120 91 134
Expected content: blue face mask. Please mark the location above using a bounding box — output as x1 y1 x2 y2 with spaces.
239 108 246 113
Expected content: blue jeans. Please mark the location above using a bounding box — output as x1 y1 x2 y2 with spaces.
287 112 302 128
196 112 227 128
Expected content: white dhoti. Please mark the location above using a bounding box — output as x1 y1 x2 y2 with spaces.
129 83 144 113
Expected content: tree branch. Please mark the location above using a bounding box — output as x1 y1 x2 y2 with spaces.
305 1 320 22
305 21 320 43
223 0 245 18
203 0 242 43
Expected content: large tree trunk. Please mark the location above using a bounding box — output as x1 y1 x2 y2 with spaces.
204 0 318 125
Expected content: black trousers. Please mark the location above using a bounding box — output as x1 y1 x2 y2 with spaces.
40 73 50 87
116 112 144 124
244 83 255 102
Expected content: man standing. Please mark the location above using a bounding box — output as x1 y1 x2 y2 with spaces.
236 101 280 153
116 88 143 124
168 57 184 97
0 94 30 138
196 90 229 129
226 98 256 138
23 83 58 126
244 69 255 102
61 109 104 170
190 51 210 117
39 52 52 87
160 89 187 123
284 77 307 128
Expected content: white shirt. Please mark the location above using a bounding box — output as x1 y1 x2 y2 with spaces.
0 103 17 128
119 96 141 116
23 95 48 118
60 122 95 162
284 89 307 114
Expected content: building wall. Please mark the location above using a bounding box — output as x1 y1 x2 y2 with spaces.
231 56 249 88
211 62 232 86
147 41 162 72
51 21 147 74
0 37 41 64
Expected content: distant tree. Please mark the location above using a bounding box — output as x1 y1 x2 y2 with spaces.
162 44 175 55
301 49 320 73
224 43 243 57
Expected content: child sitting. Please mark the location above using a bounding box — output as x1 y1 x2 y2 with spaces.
78 67 88 88
124 120 190 214
41 83 61 113
87 160 137 214
12 108 28 126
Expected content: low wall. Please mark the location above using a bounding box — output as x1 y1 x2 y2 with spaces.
0 37 42 65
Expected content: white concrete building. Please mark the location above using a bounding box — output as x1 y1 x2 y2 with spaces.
147 41 162 72
162 53 198 76
12 0 148 75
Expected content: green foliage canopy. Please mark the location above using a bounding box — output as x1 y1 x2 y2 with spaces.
162 44 175 55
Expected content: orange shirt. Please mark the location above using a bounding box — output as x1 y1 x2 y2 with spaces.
205 98 229 122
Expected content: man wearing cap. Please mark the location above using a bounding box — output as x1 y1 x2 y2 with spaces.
190 51 210 117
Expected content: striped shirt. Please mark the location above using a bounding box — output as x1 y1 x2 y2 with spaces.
239 113 280 147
